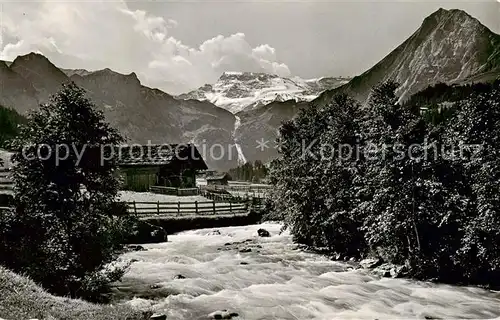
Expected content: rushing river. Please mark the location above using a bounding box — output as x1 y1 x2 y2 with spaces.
116 223 500 320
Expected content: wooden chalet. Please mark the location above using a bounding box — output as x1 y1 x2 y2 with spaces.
117 144 208 192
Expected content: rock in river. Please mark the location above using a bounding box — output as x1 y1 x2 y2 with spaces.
257 228 270 237
208 310 239 319
150 313 167 320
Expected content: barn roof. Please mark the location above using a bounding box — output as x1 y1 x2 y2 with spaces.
116 144 208 169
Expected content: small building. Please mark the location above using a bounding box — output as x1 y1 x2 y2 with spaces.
206 172 231 186
117 144 208 192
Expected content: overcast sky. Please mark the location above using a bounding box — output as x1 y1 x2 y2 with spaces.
1 0 498 94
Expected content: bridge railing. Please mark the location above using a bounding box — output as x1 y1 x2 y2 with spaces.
126 200 250 216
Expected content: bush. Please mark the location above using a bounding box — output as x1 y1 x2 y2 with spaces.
0 82 131 301
270 94 366 256
0 266 148 320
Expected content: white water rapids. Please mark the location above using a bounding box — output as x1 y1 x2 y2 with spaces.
117 223 500 320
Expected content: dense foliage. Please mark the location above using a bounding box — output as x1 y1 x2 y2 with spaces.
270 80 500 287
228 160 268 182
0 105 24 149
0 83 131 301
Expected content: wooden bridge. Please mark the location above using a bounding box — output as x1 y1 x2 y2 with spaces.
126 199 259 217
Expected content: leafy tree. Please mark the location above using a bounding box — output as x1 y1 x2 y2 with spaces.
0 82 130 301
359 82 469 277
313 94 366 255
358 81 423 263
269 103 330 245
270 94 366 255
445 83 500 285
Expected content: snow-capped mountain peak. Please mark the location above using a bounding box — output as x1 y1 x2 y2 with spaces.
177 71 350 114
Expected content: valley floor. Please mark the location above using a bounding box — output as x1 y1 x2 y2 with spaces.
119 191 209 204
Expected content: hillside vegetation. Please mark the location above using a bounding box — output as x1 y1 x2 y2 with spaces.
0 105 24 149
270 80 500 288
228 160 268 182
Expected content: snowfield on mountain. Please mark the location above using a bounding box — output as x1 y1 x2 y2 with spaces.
178 71 349 113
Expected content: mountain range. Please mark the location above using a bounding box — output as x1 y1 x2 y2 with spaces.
0 8 498 170
177 71 349 114
0 55 238 170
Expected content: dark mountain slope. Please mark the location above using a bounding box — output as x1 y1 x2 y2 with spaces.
0 61 39 114
314 8 500 106
1 55 237 170
9 53 70 103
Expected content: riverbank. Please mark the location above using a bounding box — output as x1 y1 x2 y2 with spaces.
0 267 149 320
112 223 500 320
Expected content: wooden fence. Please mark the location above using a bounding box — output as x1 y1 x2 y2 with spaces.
149 186 199 196
126 200 250 216
198 189 265 206
199 188 237 202
199 185 270 202
200 184 272 194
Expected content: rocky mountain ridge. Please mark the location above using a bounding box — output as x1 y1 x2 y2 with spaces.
314 8 500 107
178 71 349 113
0 53 238 170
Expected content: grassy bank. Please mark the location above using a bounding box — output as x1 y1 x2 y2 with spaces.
0 267 149 320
